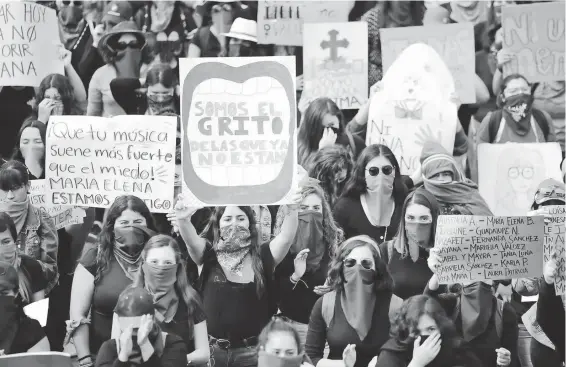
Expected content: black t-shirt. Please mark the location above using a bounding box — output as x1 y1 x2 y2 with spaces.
20 255 48 295
0 87 34 159
10 315 46 354
160 294 207 354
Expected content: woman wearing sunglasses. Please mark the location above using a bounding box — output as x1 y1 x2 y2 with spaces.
188 1 238 58
380 188 441 300
305 235 402 367
333 144 416 245
87 21 146 117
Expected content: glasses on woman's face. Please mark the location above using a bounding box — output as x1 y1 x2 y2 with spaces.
343 258 374 270
508 166 534 179
365 165 393 177
212 3 232 13
108 38 145 52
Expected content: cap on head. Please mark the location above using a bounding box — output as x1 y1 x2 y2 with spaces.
102 1 134 25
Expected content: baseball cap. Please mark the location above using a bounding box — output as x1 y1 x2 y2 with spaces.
102 1 133 25
534 178 566 205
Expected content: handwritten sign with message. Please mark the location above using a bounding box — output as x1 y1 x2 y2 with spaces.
301 22 368 110
522 304 556 350
28 180 85 230
0 2 64 86
380 23 475 103
180 56 297 206
502 2 565 82
538 206 566 294
434 215 544 284
257 1 350 46
45 116 177 213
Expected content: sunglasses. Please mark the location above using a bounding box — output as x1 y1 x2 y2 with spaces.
108 38 145 52
343 258 374 270
212 4 233 13
61 0 82 5
366 165 393 177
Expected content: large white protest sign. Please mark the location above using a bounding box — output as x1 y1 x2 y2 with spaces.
366 43 457 175
180 56 297 206
301 22 368 110
478 143 563 216
0 2 64 86
28 180 85 230
0 352 73 367
434 215 544 284
45 116 177 213
257 1 350 46
536 206 566 295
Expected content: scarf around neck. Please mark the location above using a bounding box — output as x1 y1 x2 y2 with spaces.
0 199 29 235
340 265 377 341
459 282 494 342
142 263 179 324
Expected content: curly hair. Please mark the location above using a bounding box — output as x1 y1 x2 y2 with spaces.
200 206 266 297
391 295 461 348
327 235 393 293
307 145 354 208
35 73 84 115
273 181 344 260
91 195 156 284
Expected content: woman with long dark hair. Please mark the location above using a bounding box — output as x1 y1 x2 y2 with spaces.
67 196 156 367
11 118 47 180
34 71 86 124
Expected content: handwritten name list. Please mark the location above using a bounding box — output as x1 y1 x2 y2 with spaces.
540 206 565 294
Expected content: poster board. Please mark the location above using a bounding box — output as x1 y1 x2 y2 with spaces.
301 22 368 110
0 2 64 86
29 180 85 230
0 352 73 367
538 205 565 294
522 303 556 350
434 215 544 284
23 298 48 327
366 43 457 175
180 56 297 206
478 142 563 216
257 1 350 46
502 2 565 82
44 116 177 213
380 23 476 103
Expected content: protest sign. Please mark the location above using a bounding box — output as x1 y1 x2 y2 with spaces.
522 303 556 350
23 297 49 327
0 2 64 86
502 2 565 82
366 43 457 175
380 23 476 103
301 22 368 110
536 206 566 294
45 115 177 213
434 215 544 284
28 180 85 230
478 143 563 216
0 352 73 367
257 1 350 46
180 56 297 206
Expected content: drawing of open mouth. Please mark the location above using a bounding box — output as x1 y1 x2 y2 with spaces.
182 61 296 205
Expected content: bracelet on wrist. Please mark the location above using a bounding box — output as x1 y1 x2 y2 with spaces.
290 274 299 284
78 355 92 362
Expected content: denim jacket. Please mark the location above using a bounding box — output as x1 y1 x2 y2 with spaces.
17 203 59 295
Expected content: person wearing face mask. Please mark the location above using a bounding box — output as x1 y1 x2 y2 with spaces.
87 21 147 117
380 188 441 300
95 286 188 367
33 71 87 124
305 235 402 367
374 295 484 367
67 196 157 367
222 17 267 57
257 317 315 367
11 119 47 180
425 252 519 367
0 161 58 296
0 261 50 355
188 1 238 58
273 180 344 346
333 144 416 245
132 235 210 366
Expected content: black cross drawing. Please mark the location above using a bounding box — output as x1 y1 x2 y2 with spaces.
320 29 349 62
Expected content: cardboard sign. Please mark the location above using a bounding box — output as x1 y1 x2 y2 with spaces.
0 352 73 367
522 303 556 350
0 2 64 86
380 23 476 103
45 116 177 213
257 1 350 46
366 43 457 175
478 143 563 216
537 205 566 294
434 215 544 284
301 22 368 110
28 180 85 230
180 56 297 206
502 2 565 82
23 298 49 327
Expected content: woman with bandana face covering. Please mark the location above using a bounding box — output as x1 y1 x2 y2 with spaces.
95 286 188 367
374 295 484 367
305 235 401 367
333 144 414 245
380 188 441 300
425 252 519 367
11 119 47 180
67 196 157 367
298 98 365 170
272 180 344 346
174 187 301 367
257 317 314 367
0 261 50 355
87 21 147 117
188 1 238 58
133 235 210 366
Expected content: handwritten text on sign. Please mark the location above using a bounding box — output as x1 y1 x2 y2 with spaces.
0 2 64 86
28 180 85 230
502 2 565 82
45 116 176 213
257 1 350 46
434 215 544 284
380 23 476 104
539 206 565 295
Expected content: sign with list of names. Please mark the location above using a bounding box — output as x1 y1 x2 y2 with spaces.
434 215 544 284
539 206 565 295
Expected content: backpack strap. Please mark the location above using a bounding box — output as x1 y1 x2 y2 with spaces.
531 108 550 141
321 291 337 328
389 294 403 323
488 110 504 143
495 299 505 342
